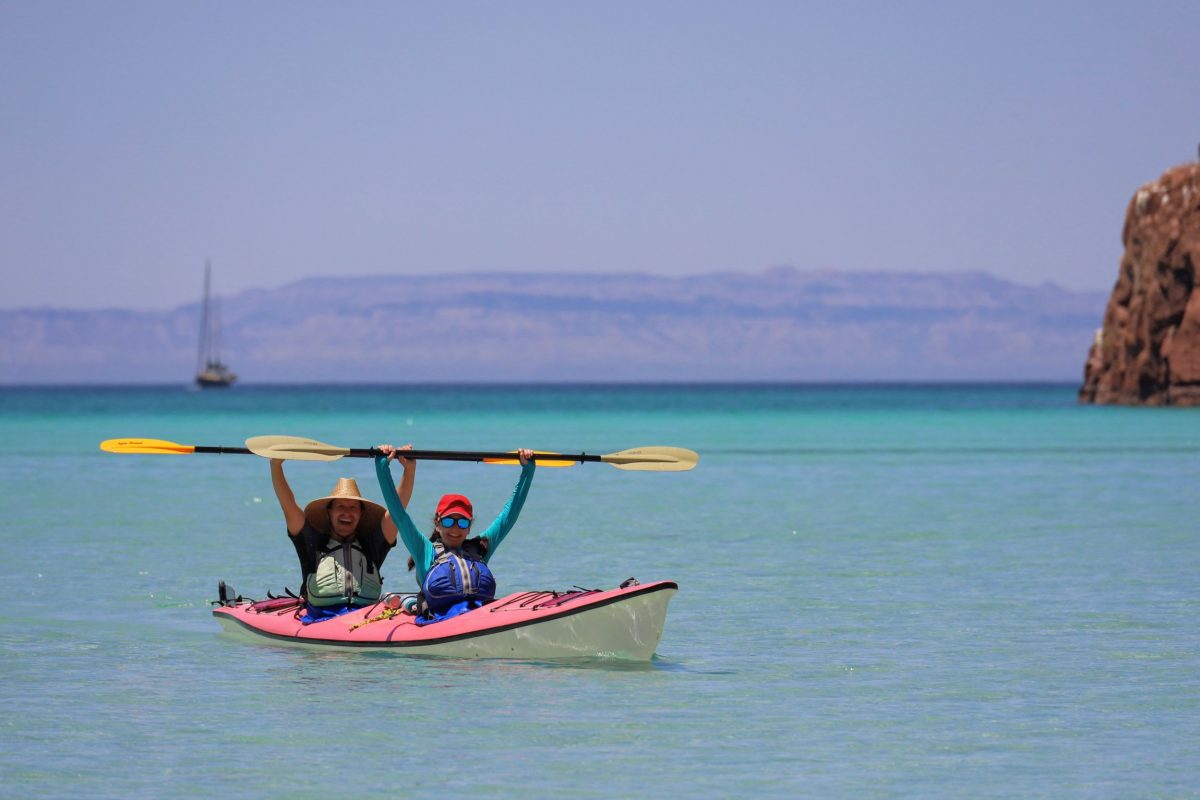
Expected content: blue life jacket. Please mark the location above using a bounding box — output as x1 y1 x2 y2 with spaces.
422 549 496 616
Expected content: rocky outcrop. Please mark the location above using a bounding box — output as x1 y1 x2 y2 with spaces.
1080 162 1200 405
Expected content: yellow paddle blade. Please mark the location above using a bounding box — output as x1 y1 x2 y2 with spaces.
245 435 349 462
482 450 578 468
600 446 699 471
100 438 197 455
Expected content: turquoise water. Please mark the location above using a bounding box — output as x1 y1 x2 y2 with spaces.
1 384 1197 798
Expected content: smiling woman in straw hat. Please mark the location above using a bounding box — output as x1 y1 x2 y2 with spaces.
270 448 416 622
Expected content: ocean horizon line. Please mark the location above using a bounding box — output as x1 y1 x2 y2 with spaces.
0 380 1083 391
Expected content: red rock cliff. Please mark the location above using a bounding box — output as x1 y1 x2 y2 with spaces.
1079 162 1200 405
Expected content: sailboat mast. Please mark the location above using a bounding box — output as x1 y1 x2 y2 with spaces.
196 261 211 374
213 296 222 366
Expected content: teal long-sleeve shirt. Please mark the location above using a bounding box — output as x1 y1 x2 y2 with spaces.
375 456 536 586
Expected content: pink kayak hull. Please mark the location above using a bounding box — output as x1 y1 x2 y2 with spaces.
212 580 677 660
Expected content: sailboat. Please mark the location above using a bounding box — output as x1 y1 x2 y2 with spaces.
195 262 237 389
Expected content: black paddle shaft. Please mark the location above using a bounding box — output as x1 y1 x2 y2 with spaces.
348 448 603 464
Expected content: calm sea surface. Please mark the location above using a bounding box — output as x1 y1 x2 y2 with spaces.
1 384 1197 798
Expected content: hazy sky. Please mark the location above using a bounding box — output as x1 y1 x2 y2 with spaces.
2 1 1197 310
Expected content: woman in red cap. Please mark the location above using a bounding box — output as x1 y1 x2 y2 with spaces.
375 446 535 621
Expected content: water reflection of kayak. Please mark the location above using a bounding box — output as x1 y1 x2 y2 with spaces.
212 579 678 660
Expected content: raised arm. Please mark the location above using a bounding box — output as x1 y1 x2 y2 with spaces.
396 452 416 508
376 444 416 546
479 449 536 560
375 449 434 581
270 458 307 536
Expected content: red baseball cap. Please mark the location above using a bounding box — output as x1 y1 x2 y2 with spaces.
436 493 473 520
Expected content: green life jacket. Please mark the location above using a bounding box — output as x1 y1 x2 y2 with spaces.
306 537 383 607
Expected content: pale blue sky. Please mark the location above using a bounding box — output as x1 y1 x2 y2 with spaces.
2 1 1197 309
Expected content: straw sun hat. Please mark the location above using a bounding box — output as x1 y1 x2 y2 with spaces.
303 478 386 534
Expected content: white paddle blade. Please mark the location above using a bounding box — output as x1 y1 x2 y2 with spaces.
245 435 349 462
600 446 699 471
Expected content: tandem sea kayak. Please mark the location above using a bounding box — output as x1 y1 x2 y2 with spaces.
212 579 677 660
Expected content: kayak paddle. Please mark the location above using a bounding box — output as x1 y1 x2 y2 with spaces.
100 438 253 456
245 435 698 471
100 436 699 472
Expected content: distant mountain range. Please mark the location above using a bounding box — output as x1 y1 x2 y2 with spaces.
0 268 1108 383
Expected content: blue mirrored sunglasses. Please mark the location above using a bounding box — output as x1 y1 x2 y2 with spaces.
439 516 471 529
